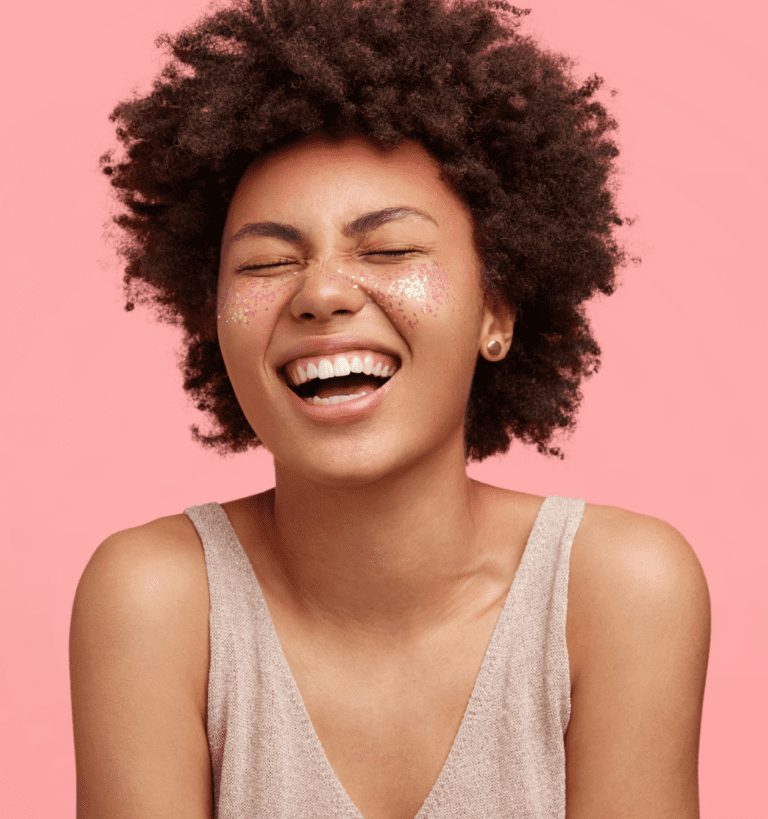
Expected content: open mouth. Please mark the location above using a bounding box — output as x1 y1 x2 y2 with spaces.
281 350 398 406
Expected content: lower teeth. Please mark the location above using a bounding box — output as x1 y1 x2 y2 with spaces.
305 392 367 406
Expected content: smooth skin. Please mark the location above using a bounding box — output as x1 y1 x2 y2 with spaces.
70 134 710 818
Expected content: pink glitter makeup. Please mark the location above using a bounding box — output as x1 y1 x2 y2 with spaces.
217 275 297 325
218 259 453 330
367 260 452 328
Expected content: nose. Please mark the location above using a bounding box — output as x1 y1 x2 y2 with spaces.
290 262 368 322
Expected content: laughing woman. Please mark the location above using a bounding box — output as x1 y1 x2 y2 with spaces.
68 1 710 817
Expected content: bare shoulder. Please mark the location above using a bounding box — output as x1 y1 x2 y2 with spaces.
568 502 710 681
70 513 212 818
80 512 207 582
564 502 711 817
90 511 206 564
73 512 210 712
573 502 710 594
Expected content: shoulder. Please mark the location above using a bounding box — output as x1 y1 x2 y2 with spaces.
71 512 210 717
69 512 213 816
86 514 207 562
571 501 710 597
567 500 711 692
76 513 210 635
563 504 710 815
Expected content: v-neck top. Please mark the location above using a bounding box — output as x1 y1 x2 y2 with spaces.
184 494 585 818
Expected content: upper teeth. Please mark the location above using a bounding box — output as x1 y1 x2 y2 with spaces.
284 351 398 387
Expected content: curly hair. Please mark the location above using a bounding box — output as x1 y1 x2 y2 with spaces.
103 0 631 461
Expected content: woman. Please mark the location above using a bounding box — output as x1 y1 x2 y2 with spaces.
69 1 710 817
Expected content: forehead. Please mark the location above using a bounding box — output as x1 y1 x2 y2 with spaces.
225 132 472 230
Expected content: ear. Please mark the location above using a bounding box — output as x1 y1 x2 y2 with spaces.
479 295 516 361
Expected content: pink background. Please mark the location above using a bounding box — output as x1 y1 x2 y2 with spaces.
2 0 765 814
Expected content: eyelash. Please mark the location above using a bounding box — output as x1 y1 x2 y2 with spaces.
236 248 422 273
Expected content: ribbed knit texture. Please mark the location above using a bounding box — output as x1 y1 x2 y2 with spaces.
184 494 584 818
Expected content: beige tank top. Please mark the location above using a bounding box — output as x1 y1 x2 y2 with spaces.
184 494 584 818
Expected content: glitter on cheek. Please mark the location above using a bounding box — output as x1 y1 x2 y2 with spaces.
387 273 428 302
377 260 452 327
216 261 455 331
216 277 295 326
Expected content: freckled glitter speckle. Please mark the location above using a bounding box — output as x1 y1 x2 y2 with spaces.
218 278 291 325
218 259 452 330
381 261 451 323
387 273 428 303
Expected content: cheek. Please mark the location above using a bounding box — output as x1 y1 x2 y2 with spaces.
217 275 298 327
362 260 453 329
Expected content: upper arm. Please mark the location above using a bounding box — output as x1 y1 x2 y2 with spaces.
565 507 711 818
69 518 213 819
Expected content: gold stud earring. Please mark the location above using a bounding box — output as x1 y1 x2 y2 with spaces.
487 339 502 356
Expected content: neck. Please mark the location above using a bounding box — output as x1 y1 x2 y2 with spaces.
263 442 495 643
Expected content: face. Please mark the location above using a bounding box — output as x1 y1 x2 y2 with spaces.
218 132 510 486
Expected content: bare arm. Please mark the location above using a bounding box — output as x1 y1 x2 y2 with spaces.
565 508 711 817
69 518 213 818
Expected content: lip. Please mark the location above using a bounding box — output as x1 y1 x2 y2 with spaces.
274 334 402 373
281 365 397 424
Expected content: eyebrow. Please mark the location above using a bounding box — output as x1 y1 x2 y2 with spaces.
227 207 437 247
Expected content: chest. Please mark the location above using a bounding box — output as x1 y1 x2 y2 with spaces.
274 602 505 819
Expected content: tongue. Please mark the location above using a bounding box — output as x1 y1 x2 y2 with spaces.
314 374 383 400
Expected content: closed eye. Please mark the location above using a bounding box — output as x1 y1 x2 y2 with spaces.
236 248 423 273
364 248 422 258
235 260 293 272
